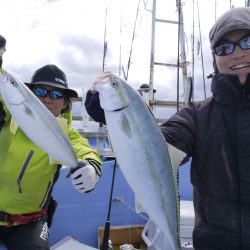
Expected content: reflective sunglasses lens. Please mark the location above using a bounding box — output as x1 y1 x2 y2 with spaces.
240 35 250 50
50 90 64 99
214 43 234 56
33 88 47 97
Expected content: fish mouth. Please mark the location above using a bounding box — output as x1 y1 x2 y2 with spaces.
9 100 27 106
113 106 128 112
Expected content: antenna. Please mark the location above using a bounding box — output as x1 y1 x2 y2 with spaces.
102 2 108 72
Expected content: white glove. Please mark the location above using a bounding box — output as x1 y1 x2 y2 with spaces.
70 160 100 193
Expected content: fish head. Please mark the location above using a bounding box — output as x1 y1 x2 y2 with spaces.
0 71 27 105
94 71 141 112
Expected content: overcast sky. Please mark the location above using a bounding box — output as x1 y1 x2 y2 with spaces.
0 0 247 115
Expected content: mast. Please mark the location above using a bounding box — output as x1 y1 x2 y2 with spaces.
176 0 190 105
148 0 190 112
149 0 156 103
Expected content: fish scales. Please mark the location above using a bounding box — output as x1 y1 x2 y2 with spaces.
0 71 78 167
95 72 181 250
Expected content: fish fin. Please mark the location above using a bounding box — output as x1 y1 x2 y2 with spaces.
10 117 18 134
135 197 145 213
167 143 186 244
167 143 186 181
120 113 132 137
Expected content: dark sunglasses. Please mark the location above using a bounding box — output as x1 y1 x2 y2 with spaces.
213 34 250 56
32 88 65 99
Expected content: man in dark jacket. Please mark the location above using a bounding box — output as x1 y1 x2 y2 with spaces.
85 7 250 250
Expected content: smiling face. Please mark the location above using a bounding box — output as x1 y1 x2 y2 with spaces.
214 30 250 84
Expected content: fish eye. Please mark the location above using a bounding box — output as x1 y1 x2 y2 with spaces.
111 81 118 87
7 74 17 86
10 79 17 86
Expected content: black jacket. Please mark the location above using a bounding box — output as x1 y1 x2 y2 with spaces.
85 73 250 249
85 90 106 124
161 73 250 250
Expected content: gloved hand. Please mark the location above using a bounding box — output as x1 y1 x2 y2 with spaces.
69 160 100 193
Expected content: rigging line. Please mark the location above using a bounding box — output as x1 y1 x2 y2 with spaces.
119 15 122 76
113 196 149 221
176 0 181 112
191 0 195 100
197 0 207 99
125 0 141 81
102 1 108 72
142 0 151 11
137 0 150 34
100 1 108 131
214 0 217 22
123 0 148 78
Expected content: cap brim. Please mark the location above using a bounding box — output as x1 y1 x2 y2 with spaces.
25 81 78 98
212 27 250 48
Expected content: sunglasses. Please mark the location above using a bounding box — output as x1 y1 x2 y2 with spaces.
0 48 6 57
32 88 65 99
213 34 250 56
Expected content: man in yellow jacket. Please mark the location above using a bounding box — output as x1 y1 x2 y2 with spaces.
0 35 101 250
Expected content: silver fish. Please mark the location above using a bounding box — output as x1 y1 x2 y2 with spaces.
0 71 78 167
94 71 181 250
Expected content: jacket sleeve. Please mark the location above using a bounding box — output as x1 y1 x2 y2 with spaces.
160 103 197 156
67 127 102 176
85 90 106 124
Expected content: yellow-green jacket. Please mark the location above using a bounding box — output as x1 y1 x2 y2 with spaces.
0 87 101 224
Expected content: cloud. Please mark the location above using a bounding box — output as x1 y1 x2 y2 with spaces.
0 0 247 108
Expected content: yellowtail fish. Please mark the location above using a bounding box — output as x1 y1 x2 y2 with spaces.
94 71 181 250
0 71 78 167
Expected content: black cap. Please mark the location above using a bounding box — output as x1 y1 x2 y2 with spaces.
209 7 250 49
139 83 156 93
26 64 78 98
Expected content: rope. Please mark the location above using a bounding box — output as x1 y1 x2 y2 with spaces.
197 0 207 99
125 0 141 81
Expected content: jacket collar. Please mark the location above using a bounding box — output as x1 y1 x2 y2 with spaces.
211 73 250 107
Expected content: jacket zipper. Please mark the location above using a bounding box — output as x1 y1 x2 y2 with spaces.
16 150 34 193
39 181 52 208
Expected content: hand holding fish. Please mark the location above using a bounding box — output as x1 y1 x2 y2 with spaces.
69 159 100 193
88 71 112 94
